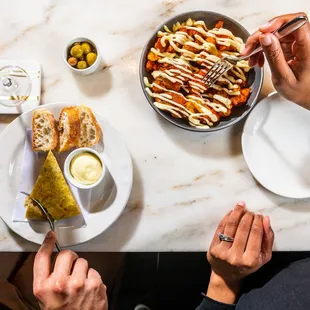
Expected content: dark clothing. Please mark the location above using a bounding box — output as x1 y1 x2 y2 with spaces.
196 258 310 310
197 295 236 309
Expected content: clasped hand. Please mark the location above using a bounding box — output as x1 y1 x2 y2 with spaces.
33 231 108 310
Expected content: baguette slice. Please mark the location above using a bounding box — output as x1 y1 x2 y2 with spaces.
78 106 101 147
32 109 58 152
57 106 80 152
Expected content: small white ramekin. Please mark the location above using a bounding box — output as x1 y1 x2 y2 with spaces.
63 37 101 75
64 147 105 190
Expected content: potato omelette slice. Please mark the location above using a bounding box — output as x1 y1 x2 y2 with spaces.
25 151 80 220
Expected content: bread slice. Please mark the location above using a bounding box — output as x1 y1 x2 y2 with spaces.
25 151 80 220
57 106 80 152
32 109 58 152
78 105 101 147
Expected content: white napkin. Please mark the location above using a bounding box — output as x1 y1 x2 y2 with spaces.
13 130 90 228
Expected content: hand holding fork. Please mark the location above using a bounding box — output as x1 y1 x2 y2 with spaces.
202 15 308 88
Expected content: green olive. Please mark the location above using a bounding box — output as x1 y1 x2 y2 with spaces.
70 45 83 58
68 57 78 67
77 61 88 69
86 52 97 66
81 42 92 54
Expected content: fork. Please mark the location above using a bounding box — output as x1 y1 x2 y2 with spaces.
202 15 308 87
21 191 62 252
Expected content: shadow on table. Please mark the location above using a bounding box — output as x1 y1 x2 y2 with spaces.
71 158 144 251
73 60 113 97
247 169 310 214
257 182 310 213
157 112 245 159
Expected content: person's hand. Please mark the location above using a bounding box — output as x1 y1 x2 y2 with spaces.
242 12 310 110
206 202 274 304
33 231 108 310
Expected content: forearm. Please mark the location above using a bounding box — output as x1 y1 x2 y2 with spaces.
206 272 241 304
195 272 240 310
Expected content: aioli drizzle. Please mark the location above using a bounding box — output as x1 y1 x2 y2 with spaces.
145 19 251 128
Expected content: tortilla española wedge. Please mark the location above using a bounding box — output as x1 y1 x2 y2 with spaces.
24 151 80 220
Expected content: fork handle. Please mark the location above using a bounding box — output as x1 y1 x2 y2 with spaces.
241 15 308 60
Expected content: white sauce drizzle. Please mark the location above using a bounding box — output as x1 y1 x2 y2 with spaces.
145 19 251 128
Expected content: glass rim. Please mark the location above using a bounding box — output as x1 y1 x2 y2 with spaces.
0 65 32 108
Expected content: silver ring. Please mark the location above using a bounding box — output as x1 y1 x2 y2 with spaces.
219 233 234 243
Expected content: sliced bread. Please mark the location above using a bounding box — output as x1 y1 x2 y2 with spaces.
57 106 80 152
32 109 58 152
78 105 101 147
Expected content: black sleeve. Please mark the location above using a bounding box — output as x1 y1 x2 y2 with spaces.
195 293 236 310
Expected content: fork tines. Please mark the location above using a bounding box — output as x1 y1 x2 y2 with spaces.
202 60 233 87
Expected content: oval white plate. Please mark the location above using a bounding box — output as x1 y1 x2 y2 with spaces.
242 92 310 198
0 103 133 247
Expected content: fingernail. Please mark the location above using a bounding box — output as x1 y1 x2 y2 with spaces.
46 231 54 239
264 216 271 229
261 34 272 46
237 201 246 207
260 21 271 29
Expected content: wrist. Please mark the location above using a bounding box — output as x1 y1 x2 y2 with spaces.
206 272 242 304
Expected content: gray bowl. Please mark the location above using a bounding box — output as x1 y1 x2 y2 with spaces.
139 11 263 132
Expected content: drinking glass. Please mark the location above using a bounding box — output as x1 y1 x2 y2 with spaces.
0 65 32 107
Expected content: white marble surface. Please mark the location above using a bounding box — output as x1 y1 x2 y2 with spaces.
1 0 310 251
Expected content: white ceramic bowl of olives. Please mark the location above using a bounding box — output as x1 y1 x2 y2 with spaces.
64 37 101 75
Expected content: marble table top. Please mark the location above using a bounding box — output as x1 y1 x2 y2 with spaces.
0 0 310 251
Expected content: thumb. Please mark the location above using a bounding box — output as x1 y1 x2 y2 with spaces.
259 33 294 84
34 231 56 283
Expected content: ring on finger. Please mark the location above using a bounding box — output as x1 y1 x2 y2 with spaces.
219 233 234 243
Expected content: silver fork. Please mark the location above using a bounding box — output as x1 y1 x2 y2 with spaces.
202 15 308 87
21 191 62 252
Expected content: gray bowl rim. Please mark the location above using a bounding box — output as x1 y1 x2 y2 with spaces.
139 10 264 132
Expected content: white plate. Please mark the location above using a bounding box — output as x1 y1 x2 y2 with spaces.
0 103 133 246
242 92 310 198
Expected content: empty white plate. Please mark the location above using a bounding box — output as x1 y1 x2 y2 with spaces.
242 92 310 198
